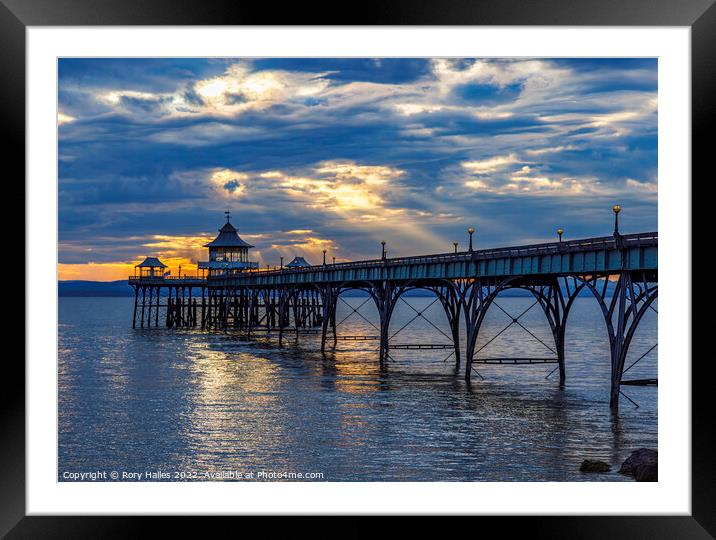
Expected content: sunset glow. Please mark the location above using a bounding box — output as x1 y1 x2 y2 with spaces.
59 58 657 282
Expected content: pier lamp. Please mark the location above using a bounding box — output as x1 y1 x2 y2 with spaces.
612 205 621 235
467 227 476 252
557 228 564 243
280 256 283 269
323 249 327 265
178 264 181 278
381 241 386 259
453 241 459 253
333 256 336 265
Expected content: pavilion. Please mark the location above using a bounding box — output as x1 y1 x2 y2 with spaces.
286 256 311 268
198 212 259 276
135 257 167 278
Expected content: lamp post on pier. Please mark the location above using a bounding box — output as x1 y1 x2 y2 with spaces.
557 228 564 243
381 241 386 260
280 256 283 269
612 205 624 248
322 249 327 266
467 227 475 252
453 241 458 253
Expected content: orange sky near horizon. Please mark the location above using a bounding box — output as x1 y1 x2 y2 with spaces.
58 258 199 282
57 229 346 282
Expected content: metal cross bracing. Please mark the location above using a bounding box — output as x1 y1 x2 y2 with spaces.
129 273 657 410
129 232 657 409
470 296 559 372
326 290 459 364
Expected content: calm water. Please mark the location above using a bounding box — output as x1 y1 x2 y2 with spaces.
58 296 657 482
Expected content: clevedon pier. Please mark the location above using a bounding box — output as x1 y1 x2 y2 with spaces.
129 208 657 409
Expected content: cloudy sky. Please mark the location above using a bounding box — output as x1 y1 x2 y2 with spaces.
58 58 657 281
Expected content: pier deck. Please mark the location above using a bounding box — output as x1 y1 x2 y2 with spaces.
129 231 657 409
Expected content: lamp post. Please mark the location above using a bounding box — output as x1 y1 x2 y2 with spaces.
453 241 458 253
557 228 564 243
467 227 475 252
613 205 621 235
332 256 336 265
322 249 327 265
381 241 386 260
280 256 283 269
178 264 181 278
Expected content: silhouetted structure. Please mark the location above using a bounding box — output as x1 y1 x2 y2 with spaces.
198 211 258 276
286 256 311 268
135 257 167 278
129 213 657 410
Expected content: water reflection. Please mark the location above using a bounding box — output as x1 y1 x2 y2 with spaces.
58 297 657 481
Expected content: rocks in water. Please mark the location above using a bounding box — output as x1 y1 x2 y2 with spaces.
619 448 658 482
580 459 611 473
633 463 658 482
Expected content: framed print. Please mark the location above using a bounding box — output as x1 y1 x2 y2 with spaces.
4 0 714 535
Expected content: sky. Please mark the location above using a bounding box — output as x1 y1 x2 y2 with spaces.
58 58 657 281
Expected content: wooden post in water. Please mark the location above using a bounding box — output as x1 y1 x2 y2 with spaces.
132 286 139 328
146 287 151 328
140 286 146 328
188 287 193 327
200 287 206 329
166 288 172 327
155 286 160 327
247 290 255 337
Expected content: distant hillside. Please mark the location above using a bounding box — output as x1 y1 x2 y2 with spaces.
59 280 135 297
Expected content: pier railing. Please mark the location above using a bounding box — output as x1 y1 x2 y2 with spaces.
211 231 658 279
129 275 207 284
128 232 657 284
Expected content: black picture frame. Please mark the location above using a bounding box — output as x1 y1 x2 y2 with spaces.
4 0 713 535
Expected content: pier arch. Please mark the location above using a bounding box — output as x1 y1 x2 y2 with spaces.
575 273 658 408
390 281 462 370
462 276 587 386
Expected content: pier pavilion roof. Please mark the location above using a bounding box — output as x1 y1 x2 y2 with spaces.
136 257 167 268
286 256 311 267
204 221 254 249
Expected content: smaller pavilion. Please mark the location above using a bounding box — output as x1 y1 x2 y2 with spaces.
286 256 311 268
135 257 167 278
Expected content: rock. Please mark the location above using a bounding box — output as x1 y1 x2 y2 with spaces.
634 463 658 482
580 459 611 473
619 448 658 481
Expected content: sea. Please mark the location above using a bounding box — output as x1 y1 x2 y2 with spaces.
58 296 657 482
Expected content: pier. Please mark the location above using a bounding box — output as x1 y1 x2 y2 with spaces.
129 209 657 409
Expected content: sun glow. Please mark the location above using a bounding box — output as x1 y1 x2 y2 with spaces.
57 112 75 125
195 79 229 100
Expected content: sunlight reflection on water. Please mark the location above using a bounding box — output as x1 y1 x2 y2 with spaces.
58 296 656 481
